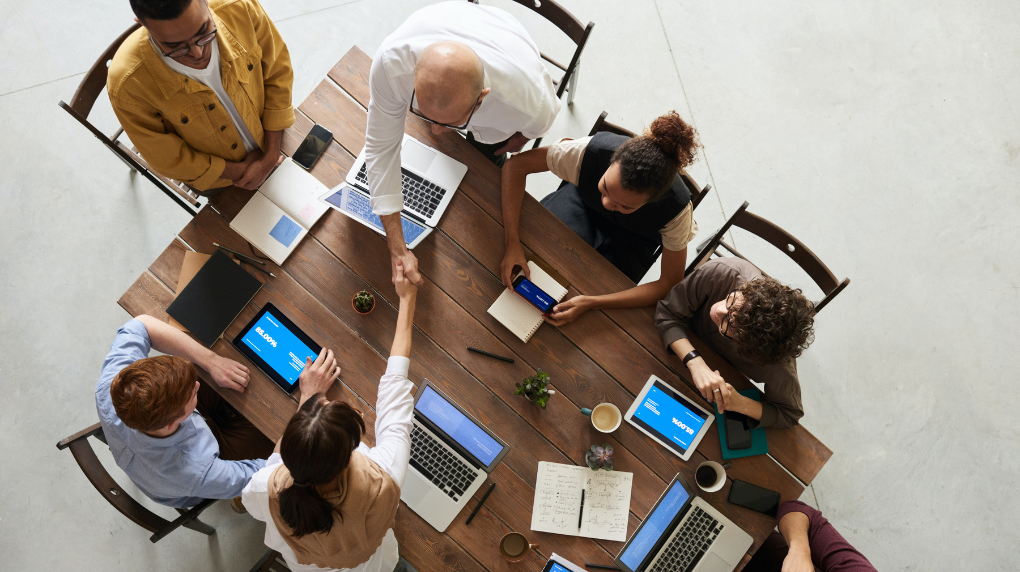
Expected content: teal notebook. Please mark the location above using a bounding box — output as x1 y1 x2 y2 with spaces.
714 389 768 460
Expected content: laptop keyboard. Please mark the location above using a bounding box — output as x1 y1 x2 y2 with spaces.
650 506 723 572
409 425 477 501
356 164 447 219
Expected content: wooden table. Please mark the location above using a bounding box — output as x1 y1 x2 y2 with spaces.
118 46 831 572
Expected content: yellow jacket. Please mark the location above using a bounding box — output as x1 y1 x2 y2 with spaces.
108 0 294 190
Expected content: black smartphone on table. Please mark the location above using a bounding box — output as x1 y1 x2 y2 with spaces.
725 410 753 450
511 275 557 313
292 123 332 170
728 479 782 518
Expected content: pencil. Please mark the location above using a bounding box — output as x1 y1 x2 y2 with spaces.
464 482 496 525
466 347 514 363
237 258 276 278
214 242 266 265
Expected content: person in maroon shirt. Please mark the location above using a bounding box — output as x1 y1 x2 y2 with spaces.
745 501 878 572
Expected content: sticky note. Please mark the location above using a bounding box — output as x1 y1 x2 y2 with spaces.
298 202 317 223
269 215 302 247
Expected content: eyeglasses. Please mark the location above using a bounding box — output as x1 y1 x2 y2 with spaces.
408 88 482 130
719 289 739 339
152 26 218 59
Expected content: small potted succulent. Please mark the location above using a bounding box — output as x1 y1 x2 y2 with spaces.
515 369 555 408
586 444 614 471
352 290 375 315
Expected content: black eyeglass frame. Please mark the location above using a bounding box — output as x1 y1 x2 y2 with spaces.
152 26 218 59
719 289 740 340
408 88 483 131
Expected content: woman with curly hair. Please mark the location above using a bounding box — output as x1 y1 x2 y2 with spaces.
655 258 816 428
500 111 701 325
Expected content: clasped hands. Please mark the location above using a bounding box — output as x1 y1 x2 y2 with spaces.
233 150 282 190
688 359 743 414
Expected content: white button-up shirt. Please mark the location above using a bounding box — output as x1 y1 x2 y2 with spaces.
365 1 562 215
242 356 414 572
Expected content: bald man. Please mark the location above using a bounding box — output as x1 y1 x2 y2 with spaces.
365 1 561 285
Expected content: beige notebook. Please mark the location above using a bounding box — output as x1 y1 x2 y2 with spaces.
229 160 329 265
487 261 569 343
530 461 633 542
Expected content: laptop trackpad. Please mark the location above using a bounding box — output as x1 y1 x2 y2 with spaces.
402 139 437 174
698 553 734 572
400 472 433 505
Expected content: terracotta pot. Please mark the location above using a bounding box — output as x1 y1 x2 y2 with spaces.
352 294 375 315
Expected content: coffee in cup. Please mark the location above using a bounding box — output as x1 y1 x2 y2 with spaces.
499 532 538 562
694 461 726 493
581 403 622 433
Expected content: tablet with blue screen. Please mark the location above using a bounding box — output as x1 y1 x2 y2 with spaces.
624 375 714 461
232 303 322 394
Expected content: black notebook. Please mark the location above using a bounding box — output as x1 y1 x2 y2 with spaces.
166 249 263 347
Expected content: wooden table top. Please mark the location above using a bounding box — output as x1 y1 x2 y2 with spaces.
118 46 831 572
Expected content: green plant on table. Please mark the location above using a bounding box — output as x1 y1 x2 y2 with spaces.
353 290 375 313
514 369 555 408
586 444 614 471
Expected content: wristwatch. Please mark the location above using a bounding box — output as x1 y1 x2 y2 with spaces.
682 350 701 366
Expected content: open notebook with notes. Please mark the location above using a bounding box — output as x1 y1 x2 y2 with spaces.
531 462 633 542
487 260 569 343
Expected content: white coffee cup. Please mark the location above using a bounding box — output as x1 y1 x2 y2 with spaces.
695 461 727 493
582 403 622 433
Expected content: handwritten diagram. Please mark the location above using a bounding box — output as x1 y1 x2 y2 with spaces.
531 462 633 542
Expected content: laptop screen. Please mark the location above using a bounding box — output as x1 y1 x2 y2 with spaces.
618 479 691 571
416 385 502 466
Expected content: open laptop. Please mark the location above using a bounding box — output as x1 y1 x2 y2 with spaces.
320 135 467 248
616 474 752 572
401 381 510 532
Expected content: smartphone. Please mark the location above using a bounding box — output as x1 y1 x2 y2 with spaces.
292 124 332 170
725 411 753 450
728 479 782 518
512 275 556 313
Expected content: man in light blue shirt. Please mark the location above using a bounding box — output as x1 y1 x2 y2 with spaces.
95 315 273 508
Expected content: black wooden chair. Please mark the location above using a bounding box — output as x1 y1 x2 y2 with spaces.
56 422 217 543
250 550 290 572
686 201 850 313
469 0 594 148
58 23 202 216
588 111 713 211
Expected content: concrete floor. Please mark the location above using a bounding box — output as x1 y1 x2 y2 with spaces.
2 0 1017 570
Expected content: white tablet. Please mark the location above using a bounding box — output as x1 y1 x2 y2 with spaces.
625 375 714 461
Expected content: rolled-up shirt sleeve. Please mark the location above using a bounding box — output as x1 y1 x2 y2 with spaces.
655 273 706 353
365 56 409 216
192 456 266 500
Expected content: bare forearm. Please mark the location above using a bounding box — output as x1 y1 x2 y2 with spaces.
220 160 247 181
587 279 675 311
135 315 216 368
263 129 283 156
390 296 417 358
381 213 407 256
501 163 528 246
778 511 812 554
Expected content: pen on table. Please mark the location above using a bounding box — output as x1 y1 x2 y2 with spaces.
237 258 276 278
214 242 266 265
578 489 585 530
464 482 496 525
466 346 515 363
584 565 621 571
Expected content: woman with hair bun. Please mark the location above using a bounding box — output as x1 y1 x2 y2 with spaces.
242 261 418 572
500 111 702 326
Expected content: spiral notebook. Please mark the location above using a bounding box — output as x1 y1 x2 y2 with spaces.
487 260 569 343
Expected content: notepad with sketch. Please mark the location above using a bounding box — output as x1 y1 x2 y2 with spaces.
229 160 329 265
487 261 568 343
530 462 633 542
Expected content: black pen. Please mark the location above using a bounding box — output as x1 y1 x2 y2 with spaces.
214 242 266 265
466 347 515 363
237 258 276 278
578 489 585 530
464 482 496 525
584 565 621 571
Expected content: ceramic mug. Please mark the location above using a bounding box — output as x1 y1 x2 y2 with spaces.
694 460 728 493
581 403 623 433
499 532 539 562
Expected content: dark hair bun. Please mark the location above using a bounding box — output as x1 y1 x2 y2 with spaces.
647 111 700 169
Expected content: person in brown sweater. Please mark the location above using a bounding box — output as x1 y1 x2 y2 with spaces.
654 258 816 428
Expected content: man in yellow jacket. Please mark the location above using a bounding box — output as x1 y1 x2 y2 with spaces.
108 0 294 193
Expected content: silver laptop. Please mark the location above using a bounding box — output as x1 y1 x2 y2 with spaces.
616 474 752 572
350 134 466 225
401 381 510 532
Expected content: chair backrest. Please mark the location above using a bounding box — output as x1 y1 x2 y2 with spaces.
59 23 201 216
587 111 713 210
56 423 215 542
686 201 850 313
